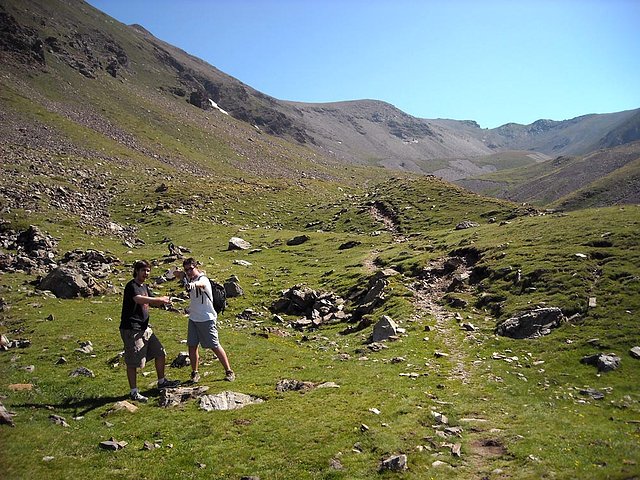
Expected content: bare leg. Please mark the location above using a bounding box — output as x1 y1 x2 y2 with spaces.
188 345 200 374
212 345 231 372
126 366 137 389
154 355 166 380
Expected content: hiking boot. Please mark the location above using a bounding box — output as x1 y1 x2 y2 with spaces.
224 370 235 382
158 378 180 389
190 370 201 383
130 391 148 403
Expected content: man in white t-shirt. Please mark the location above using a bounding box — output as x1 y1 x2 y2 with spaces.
175 257 235 382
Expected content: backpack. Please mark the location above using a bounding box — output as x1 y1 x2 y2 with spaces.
209 279 227 314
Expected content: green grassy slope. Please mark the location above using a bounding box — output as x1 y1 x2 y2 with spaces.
1 1 639 479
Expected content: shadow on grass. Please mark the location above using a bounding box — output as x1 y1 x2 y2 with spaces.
15 391 160 416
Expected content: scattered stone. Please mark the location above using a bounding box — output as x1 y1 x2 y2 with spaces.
579 388 605 400
630 347 640 359
69 367 95 377
380 454 408 472
434 351 449 358
360 423 370 432
329 457 343 470
159 386 209 408
142 440 160 450
286 235 310 246
450 443 462 457
276 379 315 392
75 340 93 354
42 456 55 462
371 315 398 342
55 356 67 365
432 411 449 425
367 342 388 352
432 460 450 468
233 259 252 266
199 391 264 411
102 400 139 415
495 307 565 339
338 240 361 250
588 297 597 308
49 414 69 427
270 284 347 328
369 408 381 415
0 402 15 426
170 352 190 368
223 275 244 297
461 322 476 331
99 437 128 450
228 237 251 250
9 383 33 391
580 353 621 372
0 337 31 350
455 221 479 230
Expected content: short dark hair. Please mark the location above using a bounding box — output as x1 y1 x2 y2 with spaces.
133 259 151 278
182 257 197 268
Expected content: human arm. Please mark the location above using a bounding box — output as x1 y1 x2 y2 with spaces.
133 294 171 307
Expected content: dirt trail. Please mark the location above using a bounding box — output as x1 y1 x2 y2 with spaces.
367 204 470 382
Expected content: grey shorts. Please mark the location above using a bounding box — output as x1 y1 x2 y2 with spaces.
120 327 166 368
187 319 219 349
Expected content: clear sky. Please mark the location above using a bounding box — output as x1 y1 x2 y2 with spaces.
86 0 639 128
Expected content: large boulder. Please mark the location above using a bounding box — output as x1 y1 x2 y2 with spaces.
495 307 565 339
39 267 90 298
199 391 264 411
371 315 398 342
580 353 621 372
224 275 244 298
228 237 251 250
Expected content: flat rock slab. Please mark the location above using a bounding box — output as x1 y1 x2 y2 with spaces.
159 386 209 408
199 391 264 411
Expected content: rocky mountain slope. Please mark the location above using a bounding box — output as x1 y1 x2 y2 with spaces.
2 0 638 189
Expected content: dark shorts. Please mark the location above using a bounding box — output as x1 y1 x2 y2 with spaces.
120 327 166 368
187 319 219 349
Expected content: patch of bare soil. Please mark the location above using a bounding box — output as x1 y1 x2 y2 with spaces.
468 438 508 458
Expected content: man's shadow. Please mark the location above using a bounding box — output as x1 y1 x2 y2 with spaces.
15 389 159 416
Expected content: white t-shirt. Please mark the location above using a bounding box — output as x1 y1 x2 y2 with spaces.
187 274 217 322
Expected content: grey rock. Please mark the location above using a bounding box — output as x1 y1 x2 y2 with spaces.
99 437 127 450
159 386 210 408
286 235 310 246
199 391 264 411
228 237 251 250
380 454 408 472
75 341 93 354
579 388 605 400
580 353 621 372
495 307 565 339
630 346 640 359
224 275 244 297
49 414 69 427
170 352 190 368
0 401 15 427
455 221 479 230
39 267 90 298
371 315 398 342
69 366 94 377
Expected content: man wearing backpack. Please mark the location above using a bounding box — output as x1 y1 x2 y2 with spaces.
175 257 235 382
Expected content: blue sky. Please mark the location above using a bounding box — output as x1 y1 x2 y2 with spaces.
87 0 639 128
